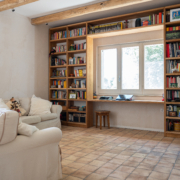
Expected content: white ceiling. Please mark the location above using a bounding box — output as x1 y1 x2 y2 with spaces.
4 0 180 27
13 0 105 18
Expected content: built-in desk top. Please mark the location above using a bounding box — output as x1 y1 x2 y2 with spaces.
88 99 164 104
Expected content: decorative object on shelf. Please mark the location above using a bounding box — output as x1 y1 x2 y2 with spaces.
51 85 56 88
69 74 75 77
49 47 56 56
174 122 180 131
71 82 76 88
77 97 81 100
69 93 76 99
162 94 164 101
176 50 180 57
170 8 180 22
79 107 83 111
170 83 178 88
93 92 97 99
124 20 129 29
169 111 177 117
135 18 141 27
69 86 72 88
69 44 75 51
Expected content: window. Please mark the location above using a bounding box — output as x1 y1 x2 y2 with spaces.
97 40 164 96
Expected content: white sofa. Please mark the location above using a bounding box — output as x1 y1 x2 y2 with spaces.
0 109 62 180
3 98 62 130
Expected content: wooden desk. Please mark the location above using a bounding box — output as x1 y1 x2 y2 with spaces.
88 99 164 104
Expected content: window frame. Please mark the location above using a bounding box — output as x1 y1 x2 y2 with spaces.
96 40 164 96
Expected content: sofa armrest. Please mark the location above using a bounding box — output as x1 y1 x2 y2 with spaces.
0 127 62 156
51 105 62 116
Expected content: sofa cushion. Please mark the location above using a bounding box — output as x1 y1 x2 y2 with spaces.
29 95 52 116
39 113 57 122
0 99 9 110
0 109 19 145
19 98 31 116
20 116 41 125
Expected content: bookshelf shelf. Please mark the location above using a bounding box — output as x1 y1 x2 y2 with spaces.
68 50 86 54
68 99 86 101
51 52 67 56
165 21 180 26
68 35 86 40
50 88 67 90
166 57 180 60
166 116 180 120
50 38 67 43
68 88 86 90
68 64 86 67
87 24 163 39
166 39 180 43
68 110 86 113
166 102 180 104
50 77 67 79
165 131 180 135
50 65 67 68
166 88 180 90
68 76 86 79
166 73 180 76
50 98 67 101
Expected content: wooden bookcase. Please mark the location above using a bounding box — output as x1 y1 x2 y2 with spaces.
164 4 180 138
49 4 180 134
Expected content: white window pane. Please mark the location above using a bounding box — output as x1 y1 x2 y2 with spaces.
101 49 117 89
122 46 139 89
144 44 164 89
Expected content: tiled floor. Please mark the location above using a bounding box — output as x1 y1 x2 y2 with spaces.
60 126 180 180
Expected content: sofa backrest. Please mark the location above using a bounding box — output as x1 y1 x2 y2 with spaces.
0 109 19 145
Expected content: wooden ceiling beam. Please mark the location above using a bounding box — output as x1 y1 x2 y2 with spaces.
31 0 152 25
0 0 38 12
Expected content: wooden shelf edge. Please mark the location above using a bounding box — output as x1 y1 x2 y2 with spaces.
50 38 67 43
50 98 67 101
166 117 180 120
50 66 67 68
68 64 86 67
166 39 180 43
50 88 67 90
68 99 86 101
68 76 86 79
68 50 86 53
68 35 87 40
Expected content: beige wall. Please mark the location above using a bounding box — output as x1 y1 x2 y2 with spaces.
0 11 49 100
93 30 164 131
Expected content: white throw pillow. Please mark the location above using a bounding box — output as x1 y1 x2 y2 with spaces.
0 98 10 109
29 95 52 116
18 122 39 137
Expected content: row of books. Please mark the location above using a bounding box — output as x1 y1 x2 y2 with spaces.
52 70 67 77
166 43 180 58
166 120 177 131
148 12 164 25
51 57 66 66
51 31 67 40
75 91 86 99
56 45 66 53
52 80 67 88
166 60 180 73
70 43 86 51
69 27 86 37
166 27 180 32
167 105 180 116
52 91 66 99
69 57 86 65
167 91 180 100
88 22 122 34
52 101 65 105
74 80 86 88
74 69 86 77
166 76 180 88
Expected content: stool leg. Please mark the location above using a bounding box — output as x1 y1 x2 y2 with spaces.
103 116 105 127
100 115 102 130
107 114 110 129
96 114 98 128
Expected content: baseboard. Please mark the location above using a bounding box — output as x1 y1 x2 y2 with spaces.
94 123 164 132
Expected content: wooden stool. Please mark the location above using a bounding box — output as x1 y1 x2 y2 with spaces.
95 110 110 130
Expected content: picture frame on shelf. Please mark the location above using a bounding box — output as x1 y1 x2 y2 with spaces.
176 50 180 57
170 8 180 22
69 93 76 99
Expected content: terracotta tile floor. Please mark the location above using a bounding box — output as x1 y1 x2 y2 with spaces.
60 126 180 180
